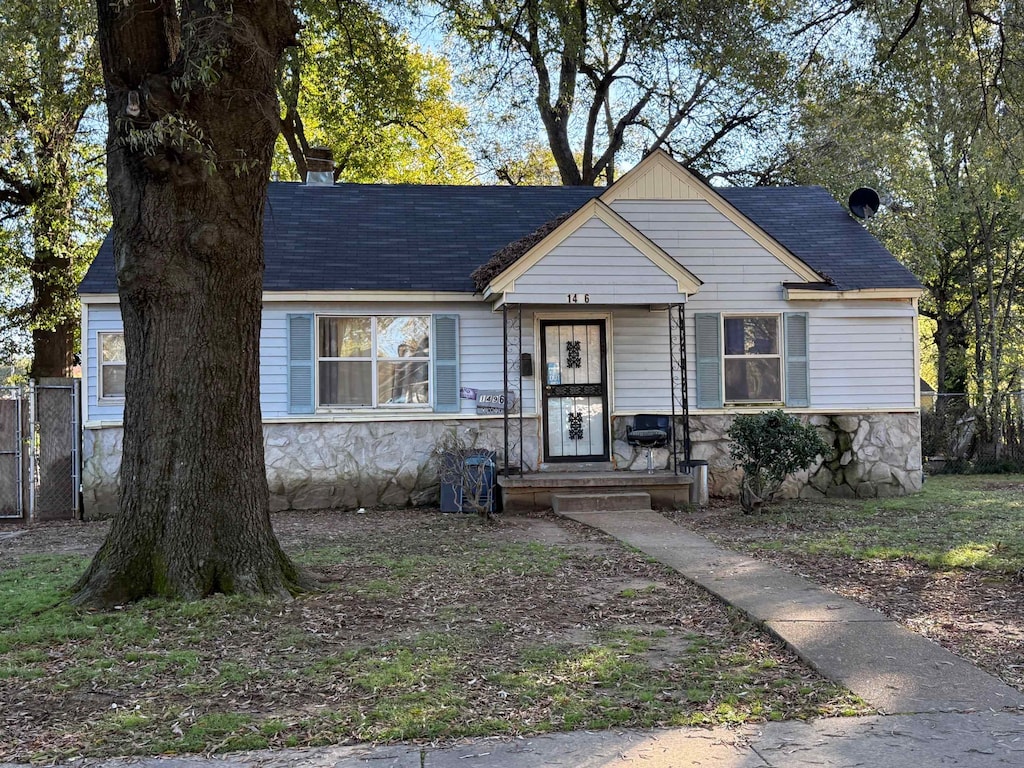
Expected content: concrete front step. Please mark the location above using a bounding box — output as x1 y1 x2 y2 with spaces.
551 491 652 514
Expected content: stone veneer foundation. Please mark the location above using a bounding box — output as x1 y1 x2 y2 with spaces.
82 419 529 519
686 412 923 499
82 411 921 518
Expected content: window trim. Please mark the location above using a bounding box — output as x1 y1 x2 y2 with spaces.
315 314 432 411
721 313 784 406
97 331 126 402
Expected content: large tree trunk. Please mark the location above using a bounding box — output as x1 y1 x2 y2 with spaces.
29 159 78 380
74 0 310 606
30 323 76 379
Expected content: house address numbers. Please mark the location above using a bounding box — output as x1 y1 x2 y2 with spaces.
567 293 590 303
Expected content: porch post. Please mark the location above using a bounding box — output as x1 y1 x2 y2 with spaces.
501 303 524 477
669 304 692 472
668 308 677 474
503 304 509 478
678 303 692 466
517 303 523 475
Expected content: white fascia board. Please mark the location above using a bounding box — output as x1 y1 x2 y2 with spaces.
80 293 120 304
784 287 924 301
262 290 480 303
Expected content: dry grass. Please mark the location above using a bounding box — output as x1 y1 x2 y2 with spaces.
0 510 864 762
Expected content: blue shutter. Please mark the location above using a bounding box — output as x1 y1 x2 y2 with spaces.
694 313 722 409
784 312 809 407
287 314 315 414
432 314 460 413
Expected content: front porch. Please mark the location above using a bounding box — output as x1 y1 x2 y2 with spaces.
498 466 706 513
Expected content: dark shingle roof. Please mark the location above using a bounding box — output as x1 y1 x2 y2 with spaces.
717 186 921 291
80 182 920 295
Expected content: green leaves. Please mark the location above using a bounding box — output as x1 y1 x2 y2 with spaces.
0 0 106 372
275 0 472 183
728 410 830 514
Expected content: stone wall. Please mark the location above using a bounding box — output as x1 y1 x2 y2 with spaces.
686 412 923 499
82 426 122 519
82 411 921 518
82 419 533 519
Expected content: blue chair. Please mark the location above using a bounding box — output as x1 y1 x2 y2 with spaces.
627 415 672 473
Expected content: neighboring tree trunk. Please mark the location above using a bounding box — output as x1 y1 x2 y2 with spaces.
73 0 311 606
29 174 77 379
29 324 76 378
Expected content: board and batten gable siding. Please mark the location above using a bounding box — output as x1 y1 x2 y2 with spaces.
503 218 688 305
84 304 126 422
259 301 523 418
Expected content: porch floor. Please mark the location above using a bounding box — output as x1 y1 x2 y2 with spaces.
497 469 695 513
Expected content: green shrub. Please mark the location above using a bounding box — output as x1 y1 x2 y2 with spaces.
727 410 830 513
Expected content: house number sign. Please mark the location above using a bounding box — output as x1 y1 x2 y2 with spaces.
566 293 590 303
476 389 518 415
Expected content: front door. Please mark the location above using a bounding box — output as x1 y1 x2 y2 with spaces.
540 320 609 462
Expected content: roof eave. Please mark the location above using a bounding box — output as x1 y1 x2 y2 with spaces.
784 285 924 300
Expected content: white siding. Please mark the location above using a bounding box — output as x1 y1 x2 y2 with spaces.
82 196 918 425
611 308 673 413
600 200 920 412
259 301 526 417
606 304 917 414
85 299 530 423
84 304 126 422
505 218 686 305
805 308 917 409
614 199 803 306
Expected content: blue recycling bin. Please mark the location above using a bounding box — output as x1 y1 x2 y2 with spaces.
440 450 497 513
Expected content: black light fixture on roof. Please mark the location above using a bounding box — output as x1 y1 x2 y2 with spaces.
848 187 881 219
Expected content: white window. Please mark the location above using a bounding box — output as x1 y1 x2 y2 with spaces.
317 316 430 408
98 332 126 400
723 315 782 403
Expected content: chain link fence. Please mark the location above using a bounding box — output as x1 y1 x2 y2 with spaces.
922 391 1024 473
0 379 79 521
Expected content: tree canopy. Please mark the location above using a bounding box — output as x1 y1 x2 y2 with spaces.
276 0 472 183
0 0 105 376
431 0 805 185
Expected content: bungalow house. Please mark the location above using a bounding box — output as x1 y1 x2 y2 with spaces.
79 151 924 517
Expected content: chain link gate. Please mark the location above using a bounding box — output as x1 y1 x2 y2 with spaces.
0 386 27 518
0 379 80 522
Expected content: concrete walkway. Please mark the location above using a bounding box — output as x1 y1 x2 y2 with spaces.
7 510 1024 767
558 509 1024 715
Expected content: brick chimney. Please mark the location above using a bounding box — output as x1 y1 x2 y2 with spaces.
305 146 334 185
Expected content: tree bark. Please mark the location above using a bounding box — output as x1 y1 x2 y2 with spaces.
73 0 312 606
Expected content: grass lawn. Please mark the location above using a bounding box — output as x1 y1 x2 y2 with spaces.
0 511 864 762
685 474 1024 574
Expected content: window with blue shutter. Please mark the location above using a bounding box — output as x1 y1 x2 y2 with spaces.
784 312 810 407
694 313 723 409
432 314 460 412
287 313 315 414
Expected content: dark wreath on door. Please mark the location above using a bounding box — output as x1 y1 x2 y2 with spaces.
540 320 610 462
